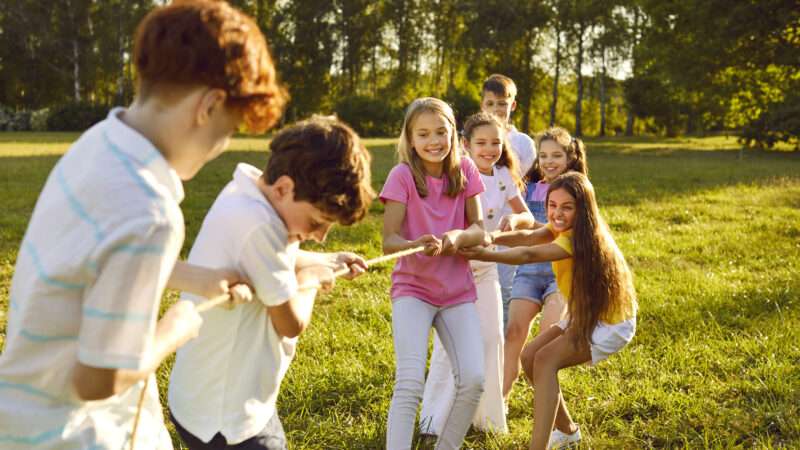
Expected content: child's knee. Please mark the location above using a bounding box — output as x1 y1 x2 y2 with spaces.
505 319 529 343
456 370 485 398
531 349 558 383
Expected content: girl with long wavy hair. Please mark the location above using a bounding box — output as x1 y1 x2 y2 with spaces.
460 171 637 450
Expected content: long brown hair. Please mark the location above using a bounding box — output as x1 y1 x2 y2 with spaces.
547 172 636 347
461 112 523 190
527 127 588 183
397 97 465 197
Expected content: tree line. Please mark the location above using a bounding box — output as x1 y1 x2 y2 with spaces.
0 0 797 148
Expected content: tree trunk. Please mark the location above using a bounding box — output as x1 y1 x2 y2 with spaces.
72 38 81 102
625 7 641 137
599 47 607 137
550 29 561 127
575 23 584 137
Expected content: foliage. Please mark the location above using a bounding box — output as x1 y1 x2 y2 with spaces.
0 106 31 131
45 102 107 132
0 0 798 145
334 95 403 137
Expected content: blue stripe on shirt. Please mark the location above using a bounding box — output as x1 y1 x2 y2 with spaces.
0 426 63 445
83 307 150 322
56 166 105 241
24 242 85 291
103 132 158 200
20 329 79 342
0 381 62 402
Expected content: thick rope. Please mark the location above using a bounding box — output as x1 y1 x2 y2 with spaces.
128 245 424 450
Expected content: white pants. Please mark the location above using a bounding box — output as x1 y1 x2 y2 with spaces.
387 297 485 450
420 263 507 435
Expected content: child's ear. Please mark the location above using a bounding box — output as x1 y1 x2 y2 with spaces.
195 88 228 126
510 99 517 113
272 175 296 200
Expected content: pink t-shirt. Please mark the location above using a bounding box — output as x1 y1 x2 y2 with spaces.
380 157 485 306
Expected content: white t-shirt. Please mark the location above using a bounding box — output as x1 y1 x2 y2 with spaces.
473 165 520 272
502 126 535 218
0 108 183 449
478 165 520 233
169 163 300 445
507 125 536 179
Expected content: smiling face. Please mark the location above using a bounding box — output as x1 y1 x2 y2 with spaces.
410 111 452 177
538 139 570 183
464 123 503 175
547 187 577 233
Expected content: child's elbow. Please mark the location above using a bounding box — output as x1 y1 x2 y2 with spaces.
71 365 119 401
273 318 308 339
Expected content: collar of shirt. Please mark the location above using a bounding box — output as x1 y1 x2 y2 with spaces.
103 107 185 203
231 163 290 239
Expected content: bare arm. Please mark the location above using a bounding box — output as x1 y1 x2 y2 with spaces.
459 242 570 265
71 300 202 401
497 193 540 231
441 194 488 254
382 200 441 256
491 225 556 247
295 250 368 280
267 265 334 338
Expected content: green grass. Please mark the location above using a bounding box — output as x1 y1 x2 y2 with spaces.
1 133 799 449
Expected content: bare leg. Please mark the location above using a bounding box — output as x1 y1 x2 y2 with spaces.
538 293 565 332
527 327 591 450
503 299 541 399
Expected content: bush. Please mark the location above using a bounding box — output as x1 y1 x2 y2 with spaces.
334 95 403 137
46 102 107 131
0 105 32 131
30 108 50 132
740 91 800 150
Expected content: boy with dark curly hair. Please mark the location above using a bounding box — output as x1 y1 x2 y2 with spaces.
168 115 375 450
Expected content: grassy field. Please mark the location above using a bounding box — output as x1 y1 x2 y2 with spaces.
1 132 799 449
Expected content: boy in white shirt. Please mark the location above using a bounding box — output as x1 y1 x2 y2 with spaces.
0 2 285 448
168 115 375 450
480 74 537 329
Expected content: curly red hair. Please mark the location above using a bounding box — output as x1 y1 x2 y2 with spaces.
133 0 287 133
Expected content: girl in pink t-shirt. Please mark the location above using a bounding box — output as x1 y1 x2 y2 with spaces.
380 97 488 450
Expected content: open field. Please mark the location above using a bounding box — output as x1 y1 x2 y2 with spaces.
1 133 799 449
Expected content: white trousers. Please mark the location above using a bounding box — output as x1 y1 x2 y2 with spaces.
420 263 507 435
387 297 485 450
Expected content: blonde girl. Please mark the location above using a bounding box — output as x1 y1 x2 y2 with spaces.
500 127 588 402
380 98 489 450
462 172 637 450
420 112 533 436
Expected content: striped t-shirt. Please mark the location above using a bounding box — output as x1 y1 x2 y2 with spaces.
0 108 184 449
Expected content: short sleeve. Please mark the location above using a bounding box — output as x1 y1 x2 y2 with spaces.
79 218 181 370
500 167 520 201
238 223 298 307
547 224 573 256
380 164 412 204
461 157 485 198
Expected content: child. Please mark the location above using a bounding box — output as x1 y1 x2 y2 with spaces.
168 115 375 450
480 74 537 330
0 2 285 448
461 172 638 450
420 112 533 435
501 127 587 402
381 97 489 450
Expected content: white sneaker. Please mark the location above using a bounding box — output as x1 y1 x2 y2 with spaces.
548 426 582 449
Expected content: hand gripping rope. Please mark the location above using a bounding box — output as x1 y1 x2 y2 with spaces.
128 246 425 450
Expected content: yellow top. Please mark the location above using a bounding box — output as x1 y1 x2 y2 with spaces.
547 223 636 324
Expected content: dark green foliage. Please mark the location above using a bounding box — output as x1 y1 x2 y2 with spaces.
334 95 403 137
46 102 107 132
741 91 800 150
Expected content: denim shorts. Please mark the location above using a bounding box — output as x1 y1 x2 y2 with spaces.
510 271 559 305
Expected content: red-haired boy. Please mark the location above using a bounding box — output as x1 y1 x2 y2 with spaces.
0 1 285 448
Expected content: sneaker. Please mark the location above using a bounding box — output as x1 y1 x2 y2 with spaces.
548 426 582 449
